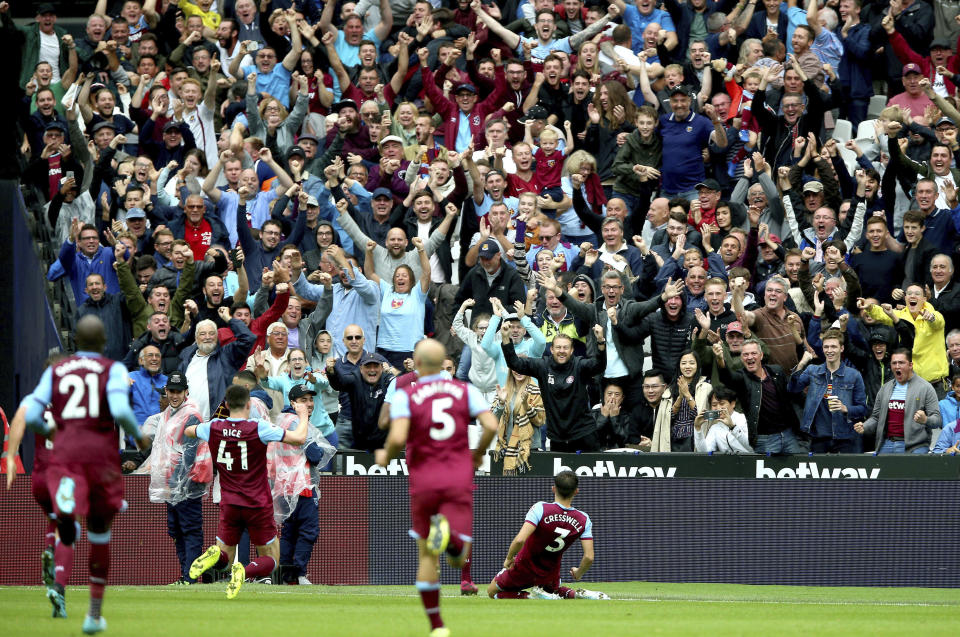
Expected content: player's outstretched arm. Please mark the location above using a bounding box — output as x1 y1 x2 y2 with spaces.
570 538 595 581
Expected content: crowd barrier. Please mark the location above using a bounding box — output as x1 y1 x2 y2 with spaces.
3 452 959 588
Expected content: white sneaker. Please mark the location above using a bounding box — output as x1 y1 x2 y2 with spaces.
575 588 610 600
528 586 561 600
297 576 312 585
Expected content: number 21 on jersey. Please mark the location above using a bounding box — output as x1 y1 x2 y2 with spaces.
217 440 248 471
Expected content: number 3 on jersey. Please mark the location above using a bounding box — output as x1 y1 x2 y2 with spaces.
217 440 248 471
430 397 456 441
546 527 571 552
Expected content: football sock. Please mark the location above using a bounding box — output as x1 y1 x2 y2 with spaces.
245 556 276 579
87 532 111 620
215 551 230 569
54 539 74 587
45 518 57 548
445 533 465 558
556 586 577 599
460 554 472 583
495 591 529 599
416 581 443 630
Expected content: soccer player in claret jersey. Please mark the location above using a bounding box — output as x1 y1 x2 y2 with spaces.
5 355 65 591
488 470 609 600
376 339 498 637
185 384 310 598
22 316 148 634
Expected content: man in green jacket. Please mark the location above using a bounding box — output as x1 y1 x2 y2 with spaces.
116 242 196 336
13 3 70 90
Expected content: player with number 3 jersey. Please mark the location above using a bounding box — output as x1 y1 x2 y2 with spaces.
377 339 498 637
489 470 609 600
184 384 310 599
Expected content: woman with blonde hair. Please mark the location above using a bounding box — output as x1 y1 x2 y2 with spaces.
558 150 606 246
491 367 546 473
390 101 419 147
246 73 309 157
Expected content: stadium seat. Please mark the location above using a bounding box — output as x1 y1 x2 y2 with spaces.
868 95 888 120
856 120 876 142
832 119 853 143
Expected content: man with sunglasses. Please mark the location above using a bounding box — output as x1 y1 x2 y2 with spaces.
526 219 580 270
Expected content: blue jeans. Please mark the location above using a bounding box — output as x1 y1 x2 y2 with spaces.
662 189 699 203
167 498 203 582
754 429 806 455
877 439 930 454
335 413 353 450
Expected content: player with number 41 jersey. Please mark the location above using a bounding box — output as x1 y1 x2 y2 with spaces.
184 384 310 599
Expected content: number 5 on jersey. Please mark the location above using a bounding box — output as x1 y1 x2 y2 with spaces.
217 440 248 471
430 397 456 441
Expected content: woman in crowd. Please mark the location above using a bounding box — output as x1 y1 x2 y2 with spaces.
560 150 605 247
255 347 337 446
491 365 545 473
452 299 498 400
654 350 712 451
365 237 431 370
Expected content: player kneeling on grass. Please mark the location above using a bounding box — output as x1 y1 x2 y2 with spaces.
184 384 310 599
376 339 499 637
488 470 609 600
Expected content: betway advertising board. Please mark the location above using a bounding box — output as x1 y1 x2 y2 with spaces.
331 452 960 480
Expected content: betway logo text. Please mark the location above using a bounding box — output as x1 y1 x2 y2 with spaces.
344 456 409 476
755 459 880 479
554 458 677 478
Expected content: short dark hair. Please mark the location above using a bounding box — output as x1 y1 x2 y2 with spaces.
668 210 688 224
225 384 250 411
902 210 926 226
554 470 578 498
643 369 664 384
231 302 250 315
865 215 887 229
891 347 912 362
233 370 258 386
668 197 690 213
708 385 738 404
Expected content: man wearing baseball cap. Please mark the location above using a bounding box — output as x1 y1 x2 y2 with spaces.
659 83 728 198
145 370 212 584
887 62 934 117
18 3 70 91
326 351 395 452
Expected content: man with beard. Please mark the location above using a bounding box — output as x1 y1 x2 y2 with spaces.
235 189 307 291
179 309 256 420
503 328 607 452
855 349 940 453
188 267 250 329
126 311 189 375
336 198 452 282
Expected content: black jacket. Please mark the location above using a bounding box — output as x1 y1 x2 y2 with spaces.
931 283 960 334
327 367 394 452
717 361 799 446
124 330 188 375
77 293 132 362
616 295 695 380
558 291 659 378
502 341 605 444
454 263 527 318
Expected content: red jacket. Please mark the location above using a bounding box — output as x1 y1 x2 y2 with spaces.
218 289 290 358
421 65 507 152
889 30 959 95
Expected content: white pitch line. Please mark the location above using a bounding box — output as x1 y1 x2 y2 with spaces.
140 587 957 607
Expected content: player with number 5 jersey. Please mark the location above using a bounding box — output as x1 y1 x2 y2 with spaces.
184 384 310 599
377 339 498 637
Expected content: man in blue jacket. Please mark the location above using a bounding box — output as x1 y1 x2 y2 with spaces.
54 220 119 304
788 329 868 453
178 308 256 419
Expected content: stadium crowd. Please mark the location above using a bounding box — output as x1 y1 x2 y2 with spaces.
12 0 960 475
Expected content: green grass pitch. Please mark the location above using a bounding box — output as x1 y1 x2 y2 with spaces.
1 582 957 636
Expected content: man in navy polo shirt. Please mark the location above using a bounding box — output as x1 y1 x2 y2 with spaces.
659 85 725 201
